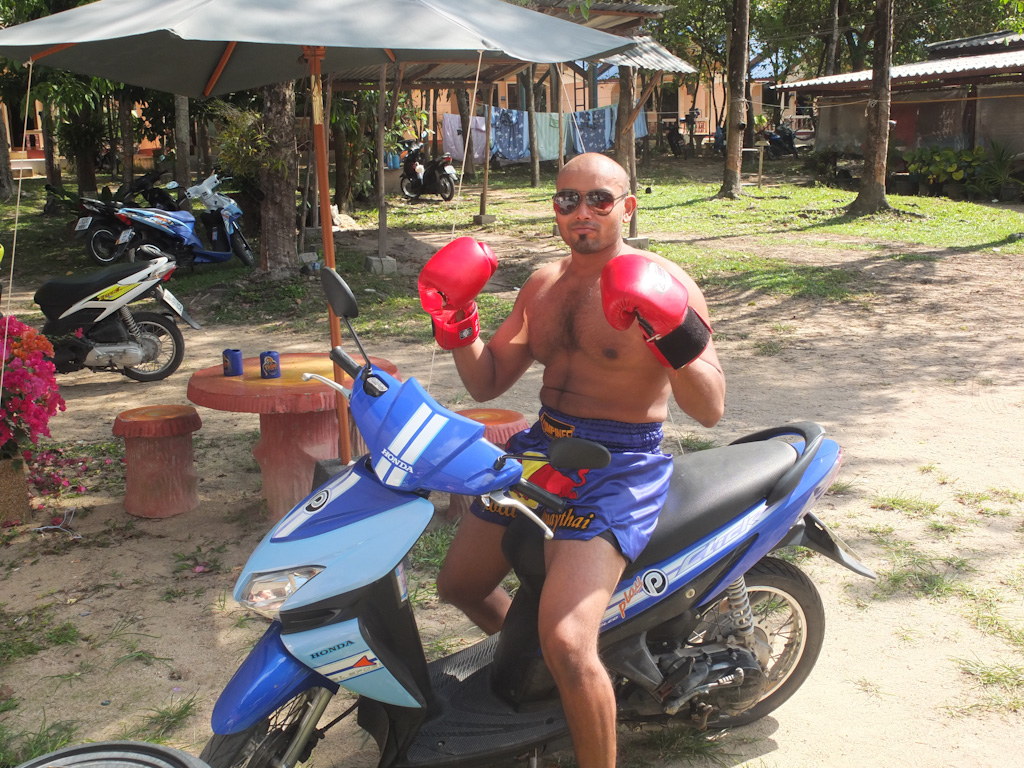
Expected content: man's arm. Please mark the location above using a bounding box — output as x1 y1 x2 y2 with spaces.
601 253 726 427
451 284 536 402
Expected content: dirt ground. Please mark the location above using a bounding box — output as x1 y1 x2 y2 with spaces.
1 186 1022 767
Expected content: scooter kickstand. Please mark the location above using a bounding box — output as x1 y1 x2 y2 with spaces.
528 748 540 768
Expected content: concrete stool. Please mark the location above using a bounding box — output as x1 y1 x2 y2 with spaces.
113 405 202 518
447 408 529 521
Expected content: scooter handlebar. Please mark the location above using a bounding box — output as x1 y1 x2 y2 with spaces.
512 478 566 515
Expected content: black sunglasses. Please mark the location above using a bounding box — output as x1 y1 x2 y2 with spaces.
552 189 629 216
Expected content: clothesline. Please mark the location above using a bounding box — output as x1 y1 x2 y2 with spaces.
442 105 650 164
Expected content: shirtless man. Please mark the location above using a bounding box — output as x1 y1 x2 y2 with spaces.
419 153 726 768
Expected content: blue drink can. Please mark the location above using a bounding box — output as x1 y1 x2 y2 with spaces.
260 351 281 379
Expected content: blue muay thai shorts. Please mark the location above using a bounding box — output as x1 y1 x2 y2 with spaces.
470 406 672 562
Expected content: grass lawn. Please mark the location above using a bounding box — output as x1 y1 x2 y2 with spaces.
2 157 1022 337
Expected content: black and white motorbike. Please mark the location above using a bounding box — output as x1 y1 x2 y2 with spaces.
399 137 458 201
34 245 200 382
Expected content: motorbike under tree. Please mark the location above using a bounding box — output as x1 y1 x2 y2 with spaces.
71 169 182 266
760 122 799 160
33 245 200 382
112 172 254 269
197 267 876 768
398 136 457 201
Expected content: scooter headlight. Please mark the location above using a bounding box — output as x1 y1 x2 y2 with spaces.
239 566 323 619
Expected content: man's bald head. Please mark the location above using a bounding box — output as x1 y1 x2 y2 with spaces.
557 153 629 194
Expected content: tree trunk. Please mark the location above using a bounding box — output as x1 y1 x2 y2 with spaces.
197 117 211 177
41 106 60 189
718 0 750 200
173 94 190 188
74 105 99 195
0 117 14 201
258 81 299 276
824 0 841 75
332 121 351 212
455 89 475 182
615 65 633 168
119 92 135 187
848 0 893 216
526 66 540 186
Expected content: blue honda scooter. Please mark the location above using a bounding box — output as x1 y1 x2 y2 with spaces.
196 267 876 768
113 172 254 269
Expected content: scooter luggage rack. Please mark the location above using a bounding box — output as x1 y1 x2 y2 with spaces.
393 634 569 766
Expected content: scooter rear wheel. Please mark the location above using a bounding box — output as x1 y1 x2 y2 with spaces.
668 557 825 728
438 174 456 202
122 312 185 382
200 688 329 768
86 224 123 265
400 176 420 199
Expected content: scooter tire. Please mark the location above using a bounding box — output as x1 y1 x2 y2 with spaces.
438 174 456 202
122 312 185 382
676 556 825 728
86 224 123 265
400 176 420 199
15 740 210 768
230 230 255 267
200 688 328 768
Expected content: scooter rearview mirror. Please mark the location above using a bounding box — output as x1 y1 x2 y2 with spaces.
320 267 371 369
548 438 611 470
319 267 359 319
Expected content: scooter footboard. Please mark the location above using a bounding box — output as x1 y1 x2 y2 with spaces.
211 621 338 734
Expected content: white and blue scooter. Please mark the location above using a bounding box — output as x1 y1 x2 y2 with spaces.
199 268 875 768
113 172 254 269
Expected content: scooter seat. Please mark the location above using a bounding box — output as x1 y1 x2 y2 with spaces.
624 440 798 578
34 261 155 312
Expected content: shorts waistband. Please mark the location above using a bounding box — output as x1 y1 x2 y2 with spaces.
537 407 663 453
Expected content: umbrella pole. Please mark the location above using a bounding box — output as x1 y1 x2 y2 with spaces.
305 45 351 466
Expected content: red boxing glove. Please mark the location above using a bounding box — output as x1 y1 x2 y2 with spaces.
600 253 712 369
418 237 497 349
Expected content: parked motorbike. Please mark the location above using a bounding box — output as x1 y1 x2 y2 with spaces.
112 172 254 269
71 169 181 266
198 267 875 768
761 123 799 160
33 245 200 382
399 137 457 201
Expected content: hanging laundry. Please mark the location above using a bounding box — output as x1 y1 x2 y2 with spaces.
491 107 529 161
442 113 489 163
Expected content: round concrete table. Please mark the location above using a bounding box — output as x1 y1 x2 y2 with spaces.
187 352 398 520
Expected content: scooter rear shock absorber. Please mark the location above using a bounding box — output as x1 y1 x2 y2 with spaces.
725 577 754 638
120 306 141 339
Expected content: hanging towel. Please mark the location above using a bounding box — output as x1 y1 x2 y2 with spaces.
442 113 489 163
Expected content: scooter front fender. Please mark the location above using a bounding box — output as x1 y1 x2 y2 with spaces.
211 621 338 735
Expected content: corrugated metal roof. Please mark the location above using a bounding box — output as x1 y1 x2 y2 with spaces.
775 49 1024 92
533 0 670 33
602 36 696 73
926 30 1024 54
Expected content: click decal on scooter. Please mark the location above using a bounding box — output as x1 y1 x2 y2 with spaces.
197 267 875 768
112 172 254 269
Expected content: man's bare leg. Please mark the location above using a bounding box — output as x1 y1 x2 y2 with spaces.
538 537 626 768
436 513 512 635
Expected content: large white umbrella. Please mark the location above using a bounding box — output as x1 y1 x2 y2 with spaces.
0 0 633 462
